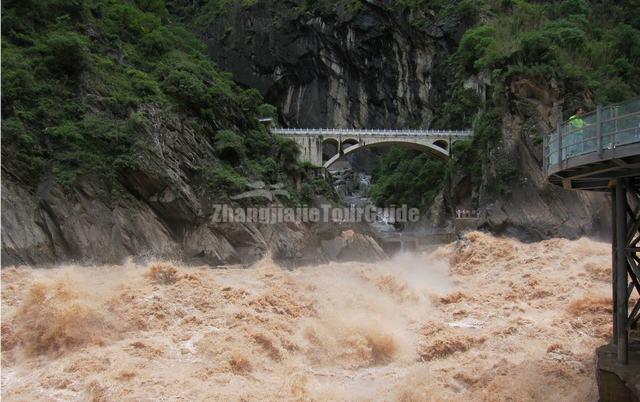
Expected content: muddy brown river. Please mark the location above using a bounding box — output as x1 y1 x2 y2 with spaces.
1 232 613 401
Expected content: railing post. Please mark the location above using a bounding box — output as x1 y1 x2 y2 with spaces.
556 117 562 167
597 104 603 158
543 134 548 172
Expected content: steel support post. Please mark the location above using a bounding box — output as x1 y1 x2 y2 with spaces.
615 178 628 363
625 184 640 339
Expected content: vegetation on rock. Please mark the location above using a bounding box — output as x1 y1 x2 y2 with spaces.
4 0 639 211
370 148 446 209
373 0 640 209
2 0 301 197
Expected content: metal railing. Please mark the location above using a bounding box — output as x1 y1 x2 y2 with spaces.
544 97 640 172
272 127 473 138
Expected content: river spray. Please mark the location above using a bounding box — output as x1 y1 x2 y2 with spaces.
1 232 613 401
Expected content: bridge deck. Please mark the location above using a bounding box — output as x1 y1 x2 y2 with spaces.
272 127 473 138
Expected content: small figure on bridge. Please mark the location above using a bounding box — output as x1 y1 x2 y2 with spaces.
567 107 587 156
569 107 586 128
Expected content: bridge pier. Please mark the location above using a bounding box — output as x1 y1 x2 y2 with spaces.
289 135 323 166
611 178 640 364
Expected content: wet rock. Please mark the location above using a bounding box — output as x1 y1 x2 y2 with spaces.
1 178 386 267
1 180 60 265
183 225 239 265
2 178 181 266
321 229 386 262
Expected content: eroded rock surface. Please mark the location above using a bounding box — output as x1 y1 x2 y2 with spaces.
1 107 383 267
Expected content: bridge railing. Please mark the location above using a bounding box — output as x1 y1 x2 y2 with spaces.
271 127 473 137
543 97 640 173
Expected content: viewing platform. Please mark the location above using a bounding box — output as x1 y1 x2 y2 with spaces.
544 96 640 401
543 97 640 191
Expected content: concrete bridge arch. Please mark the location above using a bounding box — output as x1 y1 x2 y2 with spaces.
271 128 473 167
323 138 450 168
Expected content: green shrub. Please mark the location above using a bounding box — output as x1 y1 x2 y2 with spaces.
238 88 262 113
456 0 483 25
214 129 245 163
128 69 160 97
257 103 278 119
370 147 446 209
134 0 169 16
101 2 160 42
139 27 173 56
37 29 88 77
557 0 590 16
297 160 317 170
451 139 472 156
201 163 249 194
245 129 273 158
127 111 149 132
457 26 497 72
473 109 502 147
275 136 300 170
162 69 208 112
492 149 518 195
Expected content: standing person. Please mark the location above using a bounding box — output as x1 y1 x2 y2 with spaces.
567 107 586 157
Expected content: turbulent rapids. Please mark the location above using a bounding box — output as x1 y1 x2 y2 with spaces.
1 232 613 401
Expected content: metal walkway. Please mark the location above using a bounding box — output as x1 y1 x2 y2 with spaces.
272 128 473 138
544 96 640 364
544 97 640 191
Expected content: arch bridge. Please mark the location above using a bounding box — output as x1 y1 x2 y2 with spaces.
271 128 473 168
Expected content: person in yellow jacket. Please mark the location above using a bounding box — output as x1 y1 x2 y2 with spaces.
566 107 586 156
569 107 586 128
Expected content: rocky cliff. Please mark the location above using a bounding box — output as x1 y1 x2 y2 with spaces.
183 0 612 239
191 0 460 128
2 110 289 266
0 0 385 267
3 0 629 267
429 76 612 240
1 104 386 266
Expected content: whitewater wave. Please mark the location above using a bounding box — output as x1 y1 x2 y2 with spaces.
1 232 612 401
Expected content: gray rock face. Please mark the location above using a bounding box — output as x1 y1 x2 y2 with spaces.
498 80 611 239
320 229 386 262
2 180 60 265
1 178 180 266
1 106 385 267
202 1 455 128
199 4 611 240
433 77 611 240
2 3 613 265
